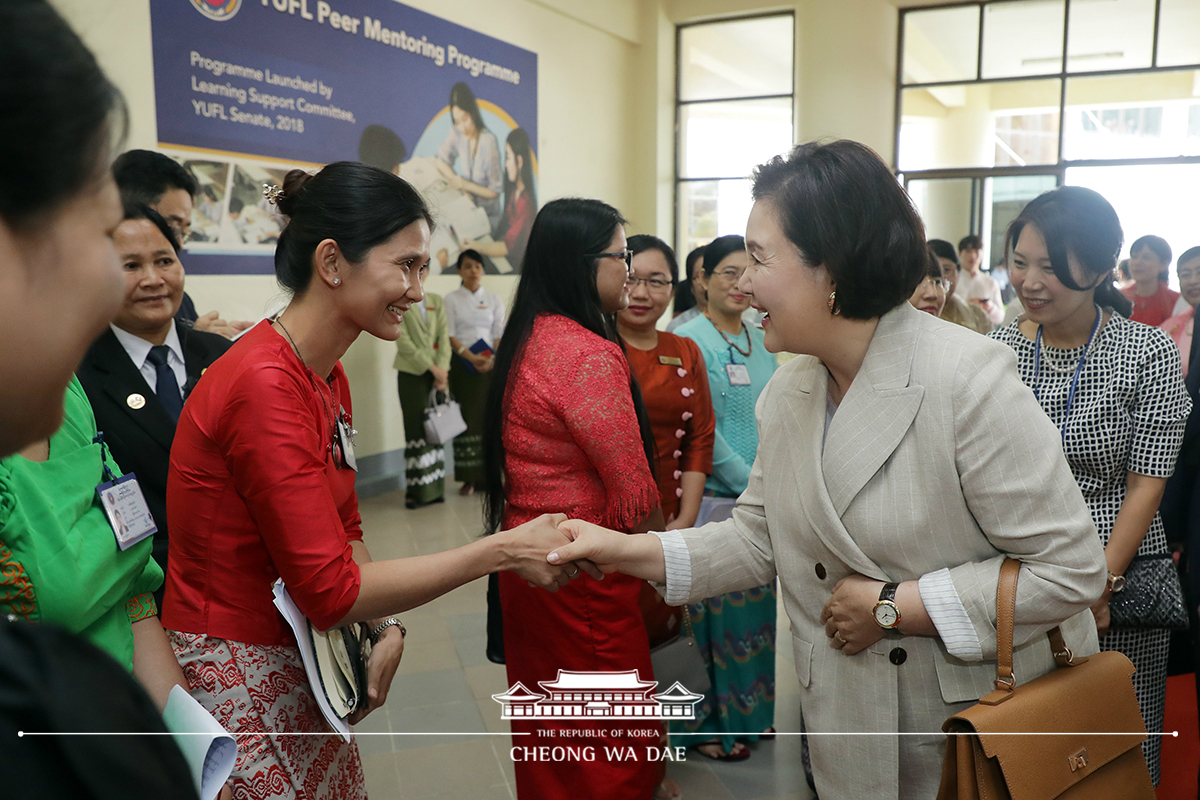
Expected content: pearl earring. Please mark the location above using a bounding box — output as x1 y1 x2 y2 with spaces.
333 278 340 286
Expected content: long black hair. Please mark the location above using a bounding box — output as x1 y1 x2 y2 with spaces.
1005 186 1132 318
503 127 536 210
450 82 487 138
482 198 657 535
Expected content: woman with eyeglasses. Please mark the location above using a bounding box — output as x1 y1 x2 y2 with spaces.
481 199 665 800
908 247 949 317
673 234 778 759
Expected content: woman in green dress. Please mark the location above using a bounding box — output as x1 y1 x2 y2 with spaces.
394 291 453 507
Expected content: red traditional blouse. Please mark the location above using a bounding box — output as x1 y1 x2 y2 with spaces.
162 321 363 645
623 332 715 521
501 314 658 530
1124 283 1181 327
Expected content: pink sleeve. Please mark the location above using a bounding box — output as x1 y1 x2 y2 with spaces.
217 363 361 630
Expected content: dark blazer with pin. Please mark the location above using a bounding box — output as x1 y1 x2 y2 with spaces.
77 322 231 576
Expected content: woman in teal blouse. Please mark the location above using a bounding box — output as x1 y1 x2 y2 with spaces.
0 377 185 705
674 234 778 759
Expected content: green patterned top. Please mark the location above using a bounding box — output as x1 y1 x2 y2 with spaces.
0 377 162 670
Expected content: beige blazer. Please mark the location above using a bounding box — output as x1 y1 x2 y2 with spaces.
393 293 452 376
677 302 1106 800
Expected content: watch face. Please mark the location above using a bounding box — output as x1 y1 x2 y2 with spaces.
874 603 899 628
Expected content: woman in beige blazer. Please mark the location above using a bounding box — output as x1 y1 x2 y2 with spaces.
549 140 1107 800
394 290 452 508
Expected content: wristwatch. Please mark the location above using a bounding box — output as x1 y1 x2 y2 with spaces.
369 617 406 645
1107 571 1126 594
873 582 902 629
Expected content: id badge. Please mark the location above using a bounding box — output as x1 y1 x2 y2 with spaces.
96 474 158 550
337 412 358 472
726 363 751 386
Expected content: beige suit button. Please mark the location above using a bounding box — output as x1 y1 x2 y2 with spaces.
889 647 907 666
814 563 826 580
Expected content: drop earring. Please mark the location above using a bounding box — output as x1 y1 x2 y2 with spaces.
827 290 839 316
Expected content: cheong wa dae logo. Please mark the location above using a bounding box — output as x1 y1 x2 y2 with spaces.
492 670 703 720
189 0 241 22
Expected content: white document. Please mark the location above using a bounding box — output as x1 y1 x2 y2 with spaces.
271 579 352 742
399 156 444 192
162 685 237 800
441 194 492 241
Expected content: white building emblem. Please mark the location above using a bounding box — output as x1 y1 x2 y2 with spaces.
492 670 704 720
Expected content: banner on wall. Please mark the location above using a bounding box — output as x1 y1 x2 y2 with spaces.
150 0 538 274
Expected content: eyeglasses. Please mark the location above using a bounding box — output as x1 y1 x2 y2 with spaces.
588 250 633 271
626 276 673 290
713 268 745 283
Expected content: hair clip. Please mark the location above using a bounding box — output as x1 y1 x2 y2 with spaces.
263 183 284 204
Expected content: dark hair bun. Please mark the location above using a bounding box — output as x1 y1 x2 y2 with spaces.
277 169 313 217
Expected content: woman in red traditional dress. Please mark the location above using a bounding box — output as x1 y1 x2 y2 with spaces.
162 162 578 800
482 198 666 800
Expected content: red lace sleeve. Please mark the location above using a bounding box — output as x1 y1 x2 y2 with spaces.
553 341 660 531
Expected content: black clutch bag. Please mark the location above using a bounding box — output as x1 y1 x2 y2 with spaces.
1108 553 1189 631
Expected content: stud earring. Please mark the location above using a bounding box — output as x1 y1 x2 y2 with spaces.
333 278 340 286
827 290 839 316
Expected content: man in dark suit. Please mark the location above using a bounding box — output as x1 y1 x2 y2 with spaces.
77 205 230 593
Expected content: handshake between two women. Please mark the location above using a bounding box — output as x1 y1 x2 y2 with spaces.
507 516 663 590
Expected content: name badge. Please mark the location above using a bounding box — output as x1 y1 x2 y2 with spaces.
658 356 683 366
337 407 358 472
97 474 158 550
726 364 751 386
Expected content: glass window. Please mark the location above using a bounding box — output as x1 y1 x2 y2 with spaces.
1063 71 1200 160
981 0 1065 79
984 174 1058 270
899 79 1061 171
679 16 793 102
677 179 753 257
680 98 793 179
1067 0 1155 73
1156 0 1200 68
906 178 976 242
1066 163 1200 289
902 5 980 85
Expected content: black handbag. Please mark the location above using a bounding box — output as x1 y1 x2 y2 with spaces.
1108 553 1189 631
649 606 711 694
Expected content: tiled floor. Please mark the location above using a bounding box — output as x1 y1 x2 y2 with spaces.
354 487 816 800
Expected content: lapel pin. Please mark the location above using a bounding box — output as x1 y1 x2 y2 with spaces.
127 393 146 410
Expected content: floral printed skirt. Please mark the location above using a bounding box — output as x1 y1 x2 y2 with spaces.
168 631 366 800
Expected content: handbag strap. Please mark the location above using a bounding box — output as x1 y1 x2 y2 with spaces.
981 558 1083 706
681 604 695 639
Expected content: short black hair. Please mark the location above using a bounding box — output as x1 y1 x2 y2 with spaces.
122 202 180 254
227 197 244 215
701 235 744 276
0 0 126 227
1178 246 1200 270
628 234 678 283
958 234 982 252
456 249 483 269
924 247 943 280
751 140 927 320
927 239 959 266
358 125 407 173
112 149 197 207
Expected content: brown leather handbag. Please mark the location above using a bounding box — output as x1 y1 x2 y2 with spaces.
936 558 1155 799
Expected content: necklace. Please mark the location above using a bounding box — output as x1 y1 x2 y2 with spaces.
275 316 341 466
706 312 752 357
1032 304 1101 445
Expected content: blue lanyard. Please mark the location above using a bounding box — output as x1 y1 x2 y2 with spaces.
1032 305 1101 445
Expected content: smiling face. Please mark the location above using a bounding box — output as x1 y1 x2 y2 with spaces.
337 218 431 341
703 249 751 318
1128 243 1165 289
618 248 674 332
112 218 185 342
1178 255 1200 308
1010 223 1098 329
743 199 834 355
594 227 630 314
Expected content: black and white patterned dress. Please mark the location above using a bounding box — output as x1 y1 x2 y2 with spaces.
992 310 1191 783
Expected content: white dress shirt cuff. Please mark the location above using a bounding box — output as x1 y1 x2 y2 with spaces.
918 568 983 661
652 531 692 606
